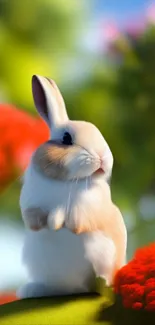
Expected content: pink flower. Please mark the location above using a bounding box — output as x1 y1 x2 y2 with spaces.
147 4 155 24
99 20 120 45
125 19 146 38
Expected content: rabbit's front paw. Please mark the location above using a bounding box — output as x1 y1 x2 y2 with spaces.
17 283 50 299
23 207 48 231
48 208 65 230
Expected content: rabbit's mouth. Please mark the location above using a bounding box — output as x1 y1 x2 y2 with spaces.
93 168 104 176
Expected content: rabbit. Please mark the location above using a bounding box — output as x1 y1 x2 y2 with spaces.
16 75 127 299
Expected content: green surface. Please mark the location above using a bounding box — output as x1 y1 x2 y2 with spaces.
0 293 155 325
0 294 108 325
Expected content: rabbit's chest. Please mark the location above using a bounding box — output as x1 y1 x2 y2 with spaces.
38 181 95 213
35 178 102 214
21 165 106 215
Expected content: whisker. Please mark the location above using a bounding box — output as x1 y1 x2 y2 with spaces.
44 159 64 170
80 160 85 166
85 177 88 191
75 177 79 186
88 175 92 187
66 177 76 216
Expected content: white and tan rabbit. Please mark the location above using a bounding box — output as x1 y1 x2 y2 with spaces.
17 75 127 299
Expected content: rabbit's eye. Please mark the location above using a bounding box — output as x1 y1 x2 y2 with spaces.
62 132 73 145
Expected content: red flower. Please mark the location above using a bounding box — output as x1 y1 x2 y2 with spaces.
145 278 155 293
0 150 13 185
0 292 17 305
145 301 155 311
132 302 143 310
123 298 133 309
114 243 155 311
146 291 155 304
0 104 49 189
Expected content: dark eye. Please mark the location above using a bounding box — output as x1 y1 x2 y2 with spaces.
62 132 73 145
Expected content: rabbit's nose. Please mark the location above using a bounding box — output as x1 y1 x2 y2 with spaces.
98 152 104 161
98 155 105 171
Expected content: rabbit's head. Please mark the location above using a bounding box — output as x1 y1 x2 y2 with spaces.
31 75 113 181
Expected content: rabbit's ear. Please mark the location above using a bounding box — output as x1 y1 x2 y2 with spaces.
32 75 68 128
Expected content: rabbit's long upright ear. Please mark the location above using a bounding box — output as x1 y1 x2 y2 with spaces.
32 75 68 128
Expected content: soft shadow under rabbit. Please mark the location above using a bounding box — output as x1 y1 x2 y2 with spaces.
17 75 127 299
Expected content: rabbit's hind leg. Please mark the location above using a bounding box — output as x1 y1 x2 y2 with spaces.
84 232 116 287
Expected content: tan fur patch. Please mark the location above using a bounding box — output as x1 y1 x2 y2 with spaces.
65 190 127 284
33 142 80 180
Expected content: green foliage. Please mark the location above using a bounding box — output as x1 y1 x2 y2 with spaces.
0 0 87 111
111 26 155 201
0 181 21 219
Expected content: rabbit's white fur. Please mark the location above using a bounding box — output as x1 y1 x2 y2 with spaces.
17 163 116 298
17 229 115 298
17 75 127 299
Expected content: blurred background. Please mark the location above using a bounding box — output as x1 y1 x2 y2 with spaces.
0 0 155 292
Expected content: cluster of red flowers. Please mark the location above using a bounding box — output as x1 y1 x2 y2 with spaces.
0 104 49 189
0 293 17 305
114 243 155 311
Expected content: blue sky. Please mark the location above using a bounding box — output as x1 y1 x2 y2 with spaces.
94 0 152 24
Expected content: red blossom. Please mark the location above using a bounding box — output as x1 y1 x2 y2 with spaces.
0 293 17 305
145 301 155 311
146 291 155 304
145 278 155 293
122 298 133 309
114 243 155 311
120 284 144 302
132 302 143 310
0 150 13 185
0 104 49 189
